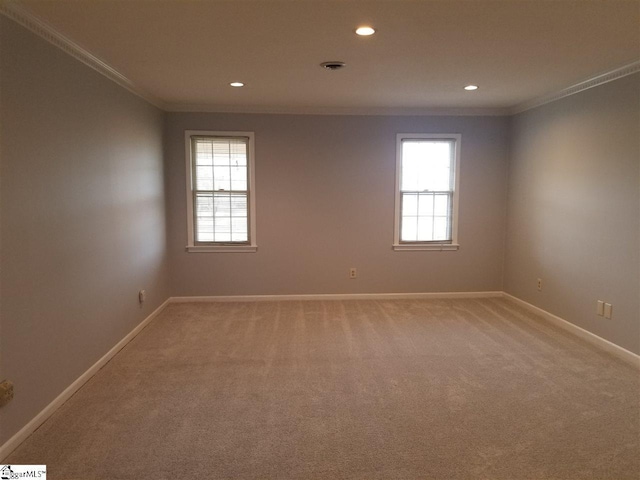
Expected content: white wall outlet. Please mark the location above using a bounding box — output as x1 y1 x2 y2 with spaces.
604 303 613 319
537 278 542 291
138 289 146 304
596 300 604 316
349 268 357 279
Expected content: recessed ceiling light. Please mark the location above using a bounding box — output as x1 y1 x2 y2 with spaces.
355 26 376 36
464 85 479 91
230 82 244 87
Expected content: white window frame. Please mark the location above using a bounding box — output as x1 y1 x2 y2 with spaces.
185 130 257 253
393 133 461 251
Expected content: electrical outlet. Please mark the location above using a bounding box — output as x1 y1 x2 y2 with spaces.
0 380 14 408
138 289 146 304
349 268 357 279
604 303 613 319
596 300 604 316
537 278 542 291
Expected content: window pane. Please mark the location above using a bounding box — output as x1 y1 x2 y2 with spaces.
195 138 248 191
195 194 213 214
213 166 231 191
230 195 247 215
213 142 231 166
417 217 434 241
195 194 214 242
417 193 434 217
400 192 453 242
401 140 453 192
195 140 213 166
231 217 248 242
230 165 247 191
434 193 450 216
401 153 420 191
194 192 249 243
230 141 247 166
196 165 213 190
211 139 247 166
401 216 418 241
214 233 232 242
402 193 418 216
433 216 449 241
216 213 231 241
197 220 214 242
213 193 231 217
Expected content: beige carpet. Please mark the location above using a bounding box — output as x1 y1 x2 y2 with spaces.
6 298 640 479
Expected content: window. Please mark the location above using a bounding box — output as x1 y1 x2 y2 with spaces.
185 131 257 252
393 134 460 251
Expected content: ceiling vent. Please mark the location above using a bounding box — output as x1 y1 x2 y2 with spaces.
320 61 346 71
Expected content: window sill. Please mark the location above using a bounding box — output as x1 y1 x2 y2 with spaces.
186 245 258 253
393 243 459 251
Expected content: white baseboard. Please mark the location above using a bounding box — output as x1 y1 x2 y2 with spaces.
502 293 640 367
0 298 171 461
170 291 504 303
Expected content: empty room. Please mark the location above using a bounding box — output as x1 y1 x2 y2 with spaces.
0 0 638 478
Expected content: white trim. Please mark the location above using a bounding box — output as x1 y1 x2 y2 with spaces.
0 1 165 110
186 245 257 253
167 104 509 117
184 131 257 252
0 298 171 461
393 134 461 249
502 293 639 368
392 243 459 251
511 61 640 115
170 291 503 302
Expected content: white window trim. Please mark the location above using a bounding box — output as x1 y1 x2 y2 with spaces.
393 133 461 252
184 130 257 253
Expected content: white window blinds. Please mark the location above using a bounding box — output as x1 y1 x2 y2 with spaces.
191 136 250 243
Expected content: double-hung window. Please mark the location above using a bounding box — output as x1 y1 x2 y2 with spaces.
393 134 460 251
185 131 257 252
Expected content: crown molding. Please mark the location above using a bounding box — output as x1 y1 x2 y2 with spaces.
166 103 509 116
510 61 640 115
0 0 166 110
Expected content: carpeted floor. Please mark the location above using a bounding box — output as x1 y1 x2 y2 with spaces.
6 298 640 479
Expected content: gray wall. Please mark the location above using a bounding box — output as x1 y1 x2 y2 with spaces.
165 113 510 296
504 73 640 354
0 17 170 444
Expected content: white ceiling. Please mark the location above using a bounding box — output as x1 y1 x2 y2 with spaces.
9 0 640 113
